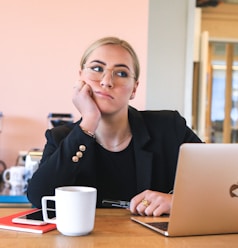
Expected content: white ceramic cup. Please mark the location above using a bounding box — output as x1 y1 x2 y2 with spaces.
41 186 97 236
2 166 26 188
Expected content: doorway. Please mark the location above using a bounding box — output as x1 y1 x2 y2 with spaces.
205 42 238 143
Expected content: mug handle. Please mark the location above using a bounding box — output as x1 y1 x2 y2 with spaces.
2 169 10 183
41 196 57 224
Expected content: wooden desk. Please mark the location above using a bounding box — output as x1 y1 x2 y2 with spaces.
0 208 238 248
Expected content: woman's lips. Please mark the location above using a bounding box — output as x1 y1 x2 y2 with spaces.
94 91 114 99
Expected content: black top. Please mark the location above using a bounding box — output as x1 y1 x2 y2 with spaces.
27 106 202 208
96 140 137 205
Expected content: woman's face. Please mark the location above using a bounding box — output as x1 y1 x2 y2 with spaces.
79 44 139 116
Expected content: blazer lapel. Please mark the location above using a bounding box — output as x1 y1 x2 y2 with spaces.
128 107 153 193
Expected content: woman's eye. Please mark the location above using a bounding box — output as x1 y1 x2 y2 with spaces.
116 71 128 78
91 66 103 73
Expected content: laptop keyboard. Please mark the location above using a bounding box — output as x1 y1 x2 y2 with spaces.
147 222 169 231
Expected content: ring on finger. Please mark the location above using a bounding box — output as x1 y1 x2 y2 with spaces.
141 199 150 207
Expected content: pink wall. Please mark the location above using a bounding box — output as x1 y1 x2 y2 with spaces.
0 0 148 167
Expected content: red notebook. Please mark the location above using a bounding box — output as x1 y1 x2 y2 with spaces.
0 209 56 234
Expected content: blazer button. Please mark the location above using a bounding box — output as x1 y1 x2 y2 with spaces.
72 156 79 163
76 151 83 158
79 145 86 152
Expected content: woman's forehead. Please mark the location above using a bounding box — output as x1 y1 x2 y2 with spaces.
86 44 134 66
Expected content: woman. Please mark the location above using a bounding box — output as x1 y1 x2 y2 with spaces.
27 36 202 216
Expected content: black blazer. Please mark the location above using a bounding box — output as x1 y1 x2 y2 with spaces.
27 106 202 208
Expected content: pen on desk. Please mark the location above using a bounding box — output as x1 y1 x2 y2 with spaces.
102 199 130 209
102 191 173 208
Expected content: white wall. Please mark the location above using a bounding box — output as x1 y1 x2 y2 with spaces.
146 0 196 126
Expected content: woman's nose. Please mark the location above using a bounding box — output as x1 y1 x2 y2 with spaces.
100 70 114 88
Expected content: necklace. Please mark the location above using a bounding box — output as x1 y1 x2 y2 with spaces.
96 133 132 150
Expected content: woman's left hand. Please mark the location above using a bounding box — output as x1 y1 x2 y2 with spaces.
129 190 173 217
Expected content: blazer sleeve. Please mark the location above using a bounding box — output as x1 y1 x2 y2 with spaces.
173 111 202 143
27 123 97 208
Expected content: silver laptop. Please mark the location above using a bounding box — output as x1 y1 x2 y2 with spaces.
131 143 238 236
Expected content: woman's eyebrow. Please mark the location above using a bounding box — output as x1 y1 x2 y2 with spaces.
114 64 131 70
89 60 130 69
89 60 106 65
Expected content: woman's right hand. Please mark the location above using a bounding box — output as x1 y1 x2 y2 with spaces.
72 80 101 133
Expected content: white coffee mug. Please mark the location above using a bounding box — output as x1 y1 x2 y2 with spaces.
42 186 97 236
2 166 26 188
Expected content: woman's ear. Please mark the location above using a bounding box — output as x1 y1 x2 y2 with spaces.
78 69 85 81
130 81 139 100
130 92 135 100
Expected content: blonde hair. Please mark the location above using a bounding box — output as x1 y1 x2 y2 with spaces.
80 37 140 81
